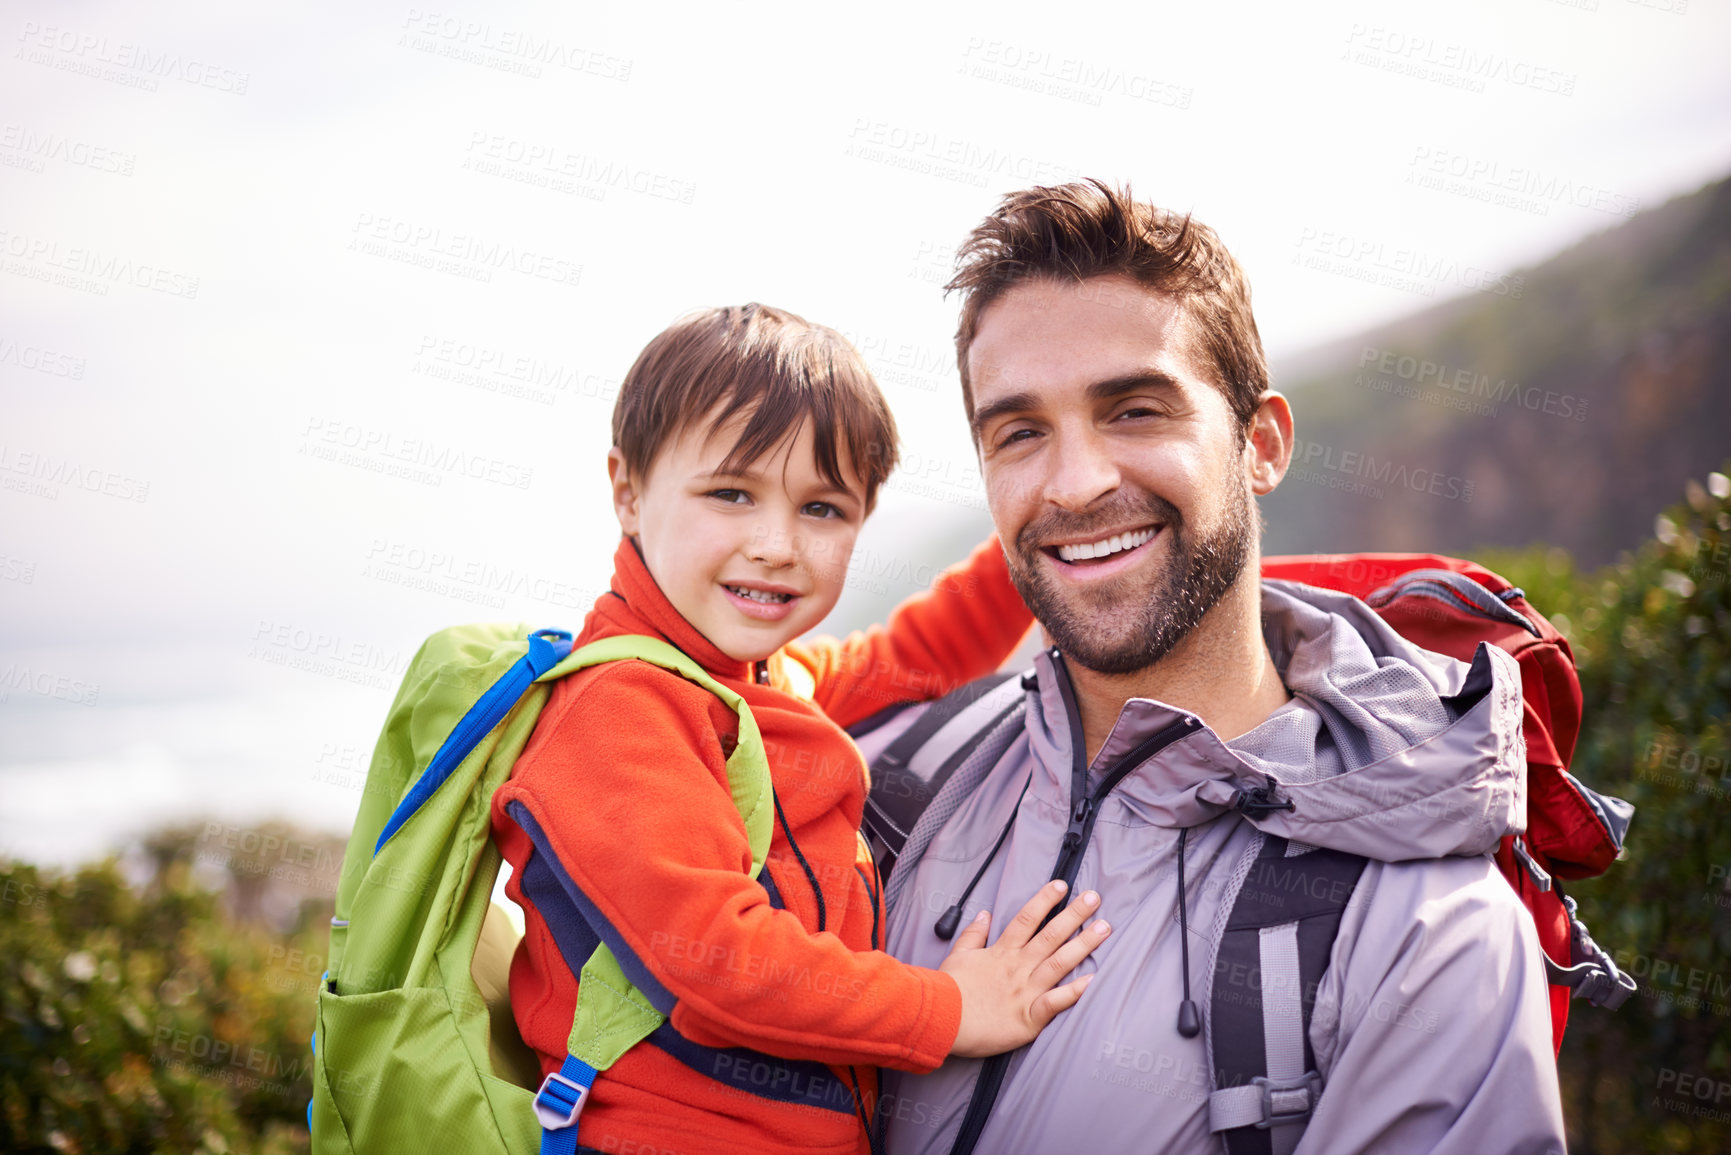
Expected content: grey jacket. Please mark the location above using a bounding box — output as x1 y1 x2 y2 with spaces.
861 580 1567 1155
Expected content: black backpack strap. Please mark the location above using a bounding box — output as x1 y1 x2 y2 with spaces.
851 672 1024 878
1208 835 1367 1155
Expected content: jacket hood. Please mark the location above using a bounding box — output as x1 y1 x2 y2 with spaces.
1026 578 1527 862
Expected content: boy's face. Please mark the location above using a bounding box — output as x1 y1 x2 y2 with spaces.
609 411 870 664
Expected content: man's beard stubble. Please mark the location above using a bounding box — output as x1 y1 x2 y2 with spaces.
1005 478 1258 676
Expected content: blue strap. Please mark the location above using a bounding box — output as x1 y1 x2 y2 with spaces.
374 629 575 856
306 1026 317 1130
536 1054 598 1154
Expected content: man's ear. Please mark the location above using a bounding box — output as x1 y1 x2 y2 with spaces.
608 447 641 536
1244 392 1294 497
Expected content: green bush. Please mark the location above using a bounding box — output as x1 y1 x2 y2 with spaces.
1481 466 1731 1154
0 824 333 1154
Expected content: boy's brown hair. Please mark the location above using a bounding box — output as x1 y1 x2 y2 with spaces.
611 303 899 510
947 179 1269 435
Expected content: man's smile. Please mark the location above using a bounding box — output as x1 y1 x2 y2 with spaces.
1046 524 1163 565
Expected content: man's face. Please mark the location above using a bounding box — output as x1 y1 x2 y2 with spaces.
967 274 1267 675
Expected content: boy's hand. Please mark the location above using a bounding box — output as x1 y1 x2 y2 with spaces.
939 879 1109 1058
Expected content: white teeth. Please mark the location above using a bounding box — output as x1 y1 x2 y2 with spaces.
727 585 791 604
1056 526 1156 564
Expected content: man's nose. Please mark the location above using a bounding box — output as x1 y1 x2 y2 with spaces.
1041 431 1121 512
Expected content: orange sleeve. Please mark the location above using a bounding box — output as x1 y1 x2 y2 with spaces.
494 661 962 1072
784 535 1033 730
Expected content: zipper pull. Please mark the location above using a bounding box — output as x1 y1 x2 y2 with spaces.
1511 836 1552 892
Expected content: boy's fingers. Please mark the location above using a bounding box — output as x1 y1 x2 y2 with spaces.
1033 920 1111 987
997 880 1069 950
946 909 991 955
1025 890 1100 957
1030 973 1093 1029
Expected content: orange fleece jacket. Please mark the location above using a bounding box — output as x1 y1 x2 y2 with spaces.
491 535 1033 1155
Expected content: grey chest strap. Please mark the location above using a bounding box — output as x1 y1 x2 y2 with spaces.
855 672 1026 885
1208 835 1367 1155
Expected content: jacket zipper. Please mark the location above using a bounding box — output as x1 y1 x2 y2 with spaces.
948 656 1200 1155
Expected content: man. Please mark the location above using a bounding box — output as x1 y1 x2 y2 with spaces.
859 181 1565 1154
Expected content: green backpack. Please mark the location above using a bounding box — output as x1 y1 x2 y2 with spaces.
307 625 772 1155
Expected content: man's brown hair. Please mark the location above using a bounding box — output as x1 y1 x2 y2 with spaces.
948 179 1268 433
611 303 898 509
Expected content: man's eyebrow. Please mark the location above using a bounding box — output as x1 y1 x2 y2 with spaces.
970 390 1040 439
972 373 1184 438
1086 371 1184 403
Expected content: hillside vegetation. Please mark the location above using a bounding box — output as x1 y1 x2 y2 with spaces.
1265 175 1731 566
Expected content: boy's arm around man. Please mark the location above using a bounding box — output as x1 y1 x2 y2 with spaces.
783 536 1033 729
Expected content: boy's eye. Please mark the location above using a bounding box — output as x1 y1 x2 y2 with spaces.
708 489 751 505
801 501 842 519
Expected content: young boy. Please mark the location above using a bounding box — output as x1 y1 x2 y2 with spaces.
490 304 1109 1155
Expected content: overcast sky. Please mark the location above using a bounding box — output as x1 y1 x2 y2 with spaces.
2 0 1730 861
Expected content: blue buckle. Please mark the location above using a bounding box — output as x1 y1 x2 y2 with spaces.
533 1071 590 1130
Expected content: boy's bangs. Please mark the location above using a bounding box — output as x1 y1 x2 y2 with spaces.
710 338 893 502
617 304 898 508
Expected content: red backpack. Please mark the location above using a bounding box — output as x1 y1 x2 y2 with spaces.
1262 553 1636 1049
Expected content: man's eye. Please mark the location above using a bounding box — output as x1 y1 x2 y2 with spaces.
708 489 750 504
1114 406 1161 421
995 427 1039 450
801 501 842 519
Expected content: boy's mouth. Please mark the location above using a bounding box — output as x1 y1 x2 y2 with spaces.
724 584 793 605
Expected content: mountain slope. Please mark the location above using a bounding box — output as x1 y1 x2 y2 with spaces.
1263 174 1731 566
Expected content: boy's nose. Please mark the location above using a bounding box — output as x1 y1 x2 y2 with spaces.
746 524 799 566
